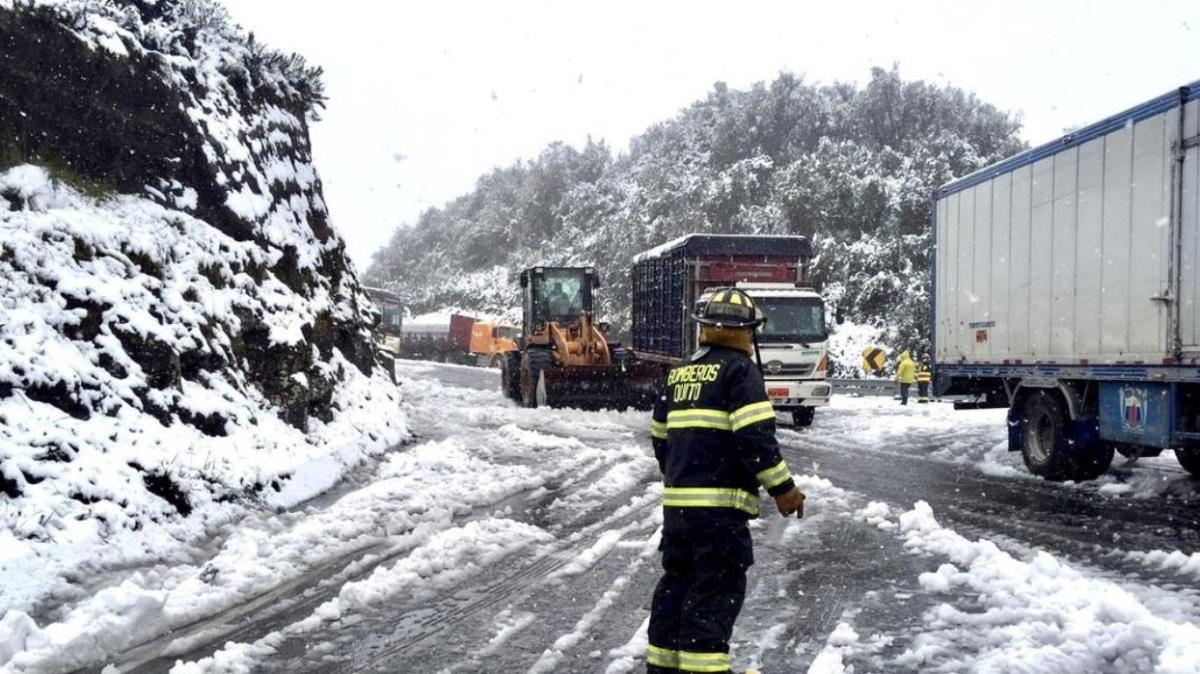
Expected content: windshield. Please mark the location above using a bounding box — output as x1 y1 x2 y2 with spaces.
755 297 826 344
534 269 586 323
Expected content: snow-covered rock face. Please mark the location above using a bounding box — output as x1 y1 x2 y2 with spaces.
0 0 383 429
1 0 331 245
0 0 406 603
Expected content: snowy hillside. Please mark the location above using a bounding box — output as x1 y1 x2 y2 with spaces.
0 0 407 645
365 69 1027 361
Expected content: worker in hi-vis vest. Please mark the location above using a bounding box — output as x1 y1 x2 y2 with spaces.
917 353 933 403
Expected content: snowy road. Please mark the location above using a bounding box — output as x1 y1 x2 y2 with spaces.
35 361 1200 673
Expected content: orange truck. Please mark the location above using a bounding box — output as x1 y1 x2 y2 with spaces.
468 320 519 367
400 313 517 366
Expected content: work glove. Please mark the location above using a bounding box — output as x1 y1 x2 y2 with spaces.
774 487 805 519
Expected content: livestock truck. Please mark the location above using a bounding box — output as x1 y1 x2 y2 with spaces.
631 234 833 426
933 81 1200 480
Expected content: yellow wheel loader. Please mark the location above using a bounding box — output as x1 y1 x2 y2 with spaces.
499 266 653 409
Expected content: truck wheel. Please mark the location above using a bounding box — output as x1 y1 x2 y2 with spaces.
1176 448 1200 477
792 407 815 428
521 349 555 408
1019 391 1113 481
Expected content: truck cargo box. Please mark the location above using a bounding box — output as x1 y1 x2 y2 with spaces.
448 313 476 351
934 83 1200 370
631 234 812 362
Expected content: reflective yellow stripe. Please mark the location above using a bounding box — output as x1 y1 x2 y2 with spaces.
679 650 731 672
647 644 680 668
730 400 776 431
667 408 732 431
662 487 759 516
650 420 668 439
755 460 792 489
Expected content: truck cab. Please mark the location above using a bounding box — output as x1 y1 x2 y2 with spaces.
737 283 831 427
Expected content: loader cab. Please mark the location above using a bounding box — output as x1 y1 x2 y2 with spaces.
519 267 599 339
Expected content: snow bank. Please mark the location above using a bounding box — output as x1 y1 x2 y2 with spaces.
0 170 406 628
896 501 1200 673
806 621 859 674
1124 549 1200 582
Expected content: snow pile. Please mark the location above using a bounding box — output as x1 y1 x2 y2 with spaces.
852 501 896 531
806 622 859 674
1124 549 1200 582
896 501 1200 673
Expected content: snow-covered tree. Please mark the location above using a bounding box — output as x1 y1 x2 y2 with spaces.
364 66 1025 351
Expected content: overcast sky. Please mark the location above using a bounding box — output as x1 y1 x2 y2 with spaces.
221 0 1200 269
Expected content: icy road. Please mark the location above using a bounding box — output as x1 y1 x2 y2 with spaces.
21 361 1200 674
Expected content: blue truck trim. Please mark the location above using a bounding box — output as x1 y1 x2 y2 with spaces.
934 81 1200 200
937 362 1200 382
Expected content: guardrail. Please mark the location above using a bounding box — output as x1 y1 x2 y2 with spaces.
830 378 896 396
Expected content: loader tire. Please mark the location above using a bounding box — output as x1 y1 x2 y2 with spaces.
1019 391 1112 481
500 351 522 401
522 348 555 408
1176 448 1200 477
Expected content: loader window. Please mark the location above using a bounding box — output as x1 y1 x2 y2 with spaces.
533 269 588 325
756 297 827 344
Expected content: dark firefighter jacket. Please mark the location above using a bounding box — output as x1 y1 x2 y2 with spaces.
650 345 795 519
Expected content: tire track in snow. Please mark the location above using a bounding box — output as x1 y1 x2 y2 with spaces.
304 487 661 672
781 431 1200 595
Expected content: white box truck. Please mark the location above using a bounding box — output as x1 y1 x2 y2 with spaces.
933 81 1200 481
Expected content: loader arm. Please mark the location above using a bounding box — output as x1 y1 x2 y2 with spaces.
546 314 611 367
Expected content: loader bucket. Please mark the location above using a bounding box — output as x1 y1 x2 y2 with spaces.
539 362 660 410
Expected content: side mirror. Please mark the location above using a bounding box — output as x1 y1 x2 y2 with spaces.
835 306 845 325
519 272 529 288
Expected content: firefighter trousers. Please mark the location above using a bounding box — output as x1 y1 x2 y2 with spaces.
647 510 752 673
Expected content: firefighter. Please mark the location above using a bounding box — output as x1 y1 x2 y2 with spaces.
647 287 806 674
917 353 932 403
895 350 916 405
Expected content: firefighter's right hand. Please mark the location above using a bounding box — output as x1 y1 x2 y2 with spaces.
774 488 805 518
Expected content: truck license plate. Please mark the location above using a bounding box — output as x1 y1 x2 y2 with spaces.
768 388 789 399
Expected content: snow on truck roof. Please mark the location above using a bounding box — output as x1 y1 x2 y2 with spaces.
633 233 812 263
936 78 1200 200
